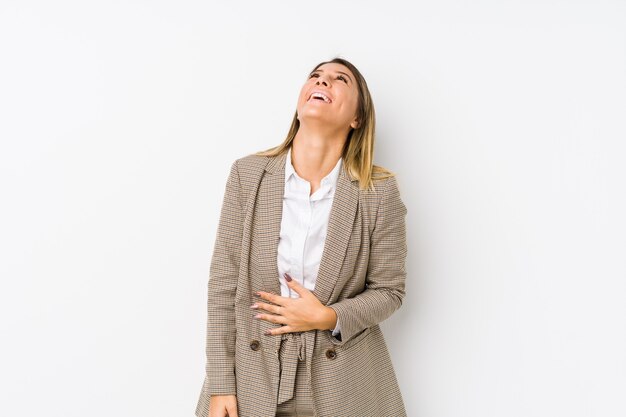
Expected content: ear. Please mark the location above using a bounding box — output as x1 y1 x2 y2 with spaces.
350 118 360 129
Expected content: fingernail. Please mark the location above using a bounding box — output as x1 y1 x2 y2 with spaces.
250 304 258 309
254 314 261 319
255 291 261 296
264 330 271 335
284 273 292 282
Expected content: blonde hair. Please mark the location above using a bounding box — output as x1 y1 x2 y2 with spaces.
254 57 394 191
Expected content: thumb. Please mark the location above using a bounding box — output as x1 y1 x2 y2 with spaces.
284 273 308 297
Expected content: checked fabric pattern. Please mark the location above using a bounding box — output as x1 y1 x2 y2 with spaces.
195 150 408 417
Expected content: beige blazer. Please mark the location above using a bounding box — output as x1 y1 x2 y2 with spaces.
195 150 408 417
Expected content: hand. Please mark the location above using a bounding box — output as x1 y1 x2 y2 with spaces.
252 273 337 335
209 394 238 417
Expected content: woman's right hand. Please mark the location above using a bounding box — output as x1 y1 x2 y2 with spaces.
209 394 238 417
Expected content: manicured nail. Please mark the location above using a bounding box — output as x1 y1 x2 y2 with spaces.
254 314 261 319
255 291 261 296
264 330 272 335
284 273 292 282
250 304 258 309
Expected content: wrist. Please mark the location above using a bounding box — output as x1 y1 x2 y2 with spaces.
318 306 337 331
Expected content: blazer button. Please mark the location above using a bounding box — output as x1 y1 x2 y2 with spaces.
250 340 260 351
325 348 337 360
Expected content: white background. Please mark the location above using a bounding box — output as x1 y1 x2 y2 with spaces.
1 1 625 416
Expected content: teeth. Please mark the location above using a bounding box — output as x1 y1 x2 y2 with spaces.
311 92 331 103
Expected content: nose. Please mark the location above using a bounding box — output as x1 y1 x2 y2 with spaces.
315 76 329 87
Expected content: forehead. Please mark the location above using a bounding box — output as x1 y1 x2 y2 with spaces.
312 63 355 77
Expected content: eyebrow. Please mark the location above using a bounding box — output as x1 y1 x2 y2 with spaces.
310 69 353 84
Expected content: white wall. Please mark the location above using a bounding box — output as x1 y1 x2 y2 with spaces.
1 1 624 416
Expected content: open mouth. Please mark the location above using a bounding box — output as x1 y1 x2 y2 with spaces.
309 92 332 103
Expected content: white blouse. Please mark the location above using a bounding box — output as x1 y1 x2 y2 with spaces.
277 146 342 336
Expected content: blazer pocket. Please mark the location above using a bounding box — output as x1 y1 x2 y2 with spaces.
330 326 373 352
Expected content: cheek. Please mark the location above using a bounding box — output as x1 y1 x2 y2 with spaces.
297 85 312 107
344 94 359 117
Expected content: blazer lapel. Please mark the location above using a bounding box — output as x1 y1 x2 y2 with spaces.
312 164 359 305
262 151 359 305
261 152 287 295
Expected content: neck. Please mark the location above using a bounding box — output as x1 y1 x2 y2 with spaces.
290 123 347 183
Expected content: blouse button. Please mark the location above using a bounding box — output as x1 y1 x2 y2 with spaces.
250 340 260 351
325 348 337 360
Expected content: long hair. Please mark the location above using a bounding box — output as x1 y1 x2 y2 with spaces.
254 57 394 191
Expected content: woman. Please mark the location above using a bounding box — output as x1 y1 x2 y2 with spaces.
195 57 408 417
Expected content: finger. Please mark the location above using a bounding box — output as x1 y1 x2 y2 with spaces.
250 302 281 315
284 273 309 297
256 291 286 305
226 403 238 417
254 313 287 325
265 325 296 336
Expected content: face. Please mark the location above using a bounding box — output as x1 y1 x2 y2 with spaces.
296 62 360 132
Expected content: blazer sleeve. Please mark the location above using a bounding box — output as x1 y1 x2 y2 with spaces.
328 175 408 345
204 160 243 395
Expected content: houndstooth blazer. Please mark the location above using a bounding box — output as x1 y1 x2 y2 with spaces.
195 150 408 417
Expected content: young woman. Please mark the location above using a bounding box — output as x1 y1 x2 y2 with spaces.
195 57 408 417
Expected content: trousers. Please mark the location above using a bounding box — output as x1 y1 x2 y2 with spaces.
275 332 315 417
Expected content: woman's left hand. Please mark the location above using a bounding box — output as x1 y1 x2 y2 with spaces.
251 273 337 335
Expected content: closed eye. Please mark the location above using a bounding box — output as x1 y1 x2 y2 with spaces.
309 71 350 84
